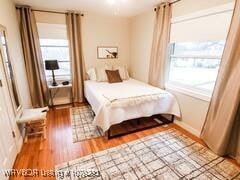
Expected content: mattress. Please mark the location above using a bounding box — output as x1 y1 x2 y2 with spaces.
84 78 181 132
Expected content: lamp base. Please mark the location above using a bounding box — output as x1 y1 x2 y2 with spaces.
51 70 58 86
52 81 58 86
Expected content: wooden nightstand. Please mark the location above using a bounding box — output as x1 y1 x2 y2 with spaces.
48 84 73 107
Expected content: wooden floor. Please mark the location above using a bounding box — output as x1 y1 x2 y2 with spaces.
12 106 237 180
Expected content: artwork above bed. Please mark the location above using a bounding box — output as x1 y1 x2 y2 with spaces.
97 46 118 59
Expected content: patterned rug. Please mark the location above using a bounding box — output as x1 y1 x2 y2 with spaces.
70 105 104 142
56 129 240 179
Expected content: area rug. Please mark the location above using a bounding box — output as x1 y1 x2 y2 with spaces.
56 129 240 179
70 105 104 142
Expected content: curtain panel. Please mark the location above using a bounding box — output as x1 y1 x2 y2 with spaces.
201 0 240 163
66 12 85 103
148 3 172 88
17 6 49 107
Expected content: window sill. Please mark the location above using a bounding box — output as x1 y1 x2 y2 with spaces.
165 83 212 102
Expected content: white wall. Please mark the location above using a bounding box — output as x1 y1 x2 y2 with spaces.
82 13 131 69
0 0 31 151
130 0 234 136
167 90 209 135
130 10 154 82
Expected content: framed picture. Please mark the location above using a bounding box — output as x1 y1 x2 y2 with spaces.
97 46 118 59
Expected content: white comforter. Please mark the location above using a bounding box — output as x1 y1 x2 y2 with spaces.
84 78 181 132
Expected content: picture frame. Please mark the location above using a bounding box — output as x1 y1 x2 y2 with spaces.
97 46 118 59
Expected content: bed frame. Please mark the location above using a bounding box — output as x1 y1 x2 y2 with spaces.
106 114 174 139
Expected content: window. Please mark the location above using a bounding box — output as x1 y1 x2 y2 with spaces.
40 39 70 81
37 23 70 81
167 3 233 99
167 41 225 94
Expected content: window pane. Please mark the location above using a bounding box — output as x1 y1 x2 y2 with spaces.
40 39 71 80
173 41 225 56
168 41 225 92
41 46 69 62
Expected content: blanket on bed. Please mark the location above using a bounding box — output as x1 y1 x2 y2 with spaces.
84 79 181 132
102 81 169 108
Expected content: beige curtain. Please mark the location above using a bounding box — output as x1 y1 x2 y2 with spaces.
148 3 172 88
17 6 49 107
66 12 85 103
201 0 240 163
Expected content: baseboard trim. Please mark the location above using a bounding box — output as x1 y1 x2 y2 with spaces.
174 120 201 137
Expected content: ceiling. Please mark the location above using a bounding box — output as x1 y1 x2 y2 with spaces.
14 0 168 17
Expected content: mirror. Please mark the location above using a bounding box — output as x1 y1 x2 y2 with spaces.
0 25 21 115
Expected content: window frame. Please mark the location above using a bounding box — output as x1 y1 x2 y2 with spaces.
165 43 223 102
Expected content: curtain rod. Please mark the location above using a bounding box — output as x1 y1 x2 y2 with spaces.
154 0 181 11
15 7 84 16
170 0 182 5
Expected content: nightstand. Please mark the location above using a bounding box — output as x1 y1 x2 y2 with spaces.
48 84 73 107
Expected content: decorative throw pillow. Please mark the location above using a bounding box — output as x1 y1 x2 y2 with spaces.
87 68 97 81
105 70 123 83
95 66 112 82
113 65 129 80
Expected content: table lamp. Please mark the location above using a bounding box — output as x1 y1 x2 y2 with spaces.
45 60 59 86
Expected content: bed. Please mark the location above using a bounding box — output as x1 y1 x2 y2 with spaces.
84 78 181 136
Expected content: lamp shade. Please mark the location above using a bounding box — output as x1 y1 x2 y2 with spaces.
45 60 59 70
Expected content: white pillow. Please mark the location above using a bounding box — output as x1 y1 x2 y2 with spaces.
95 66 112 82
113 65 129 80
87 68 97 81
